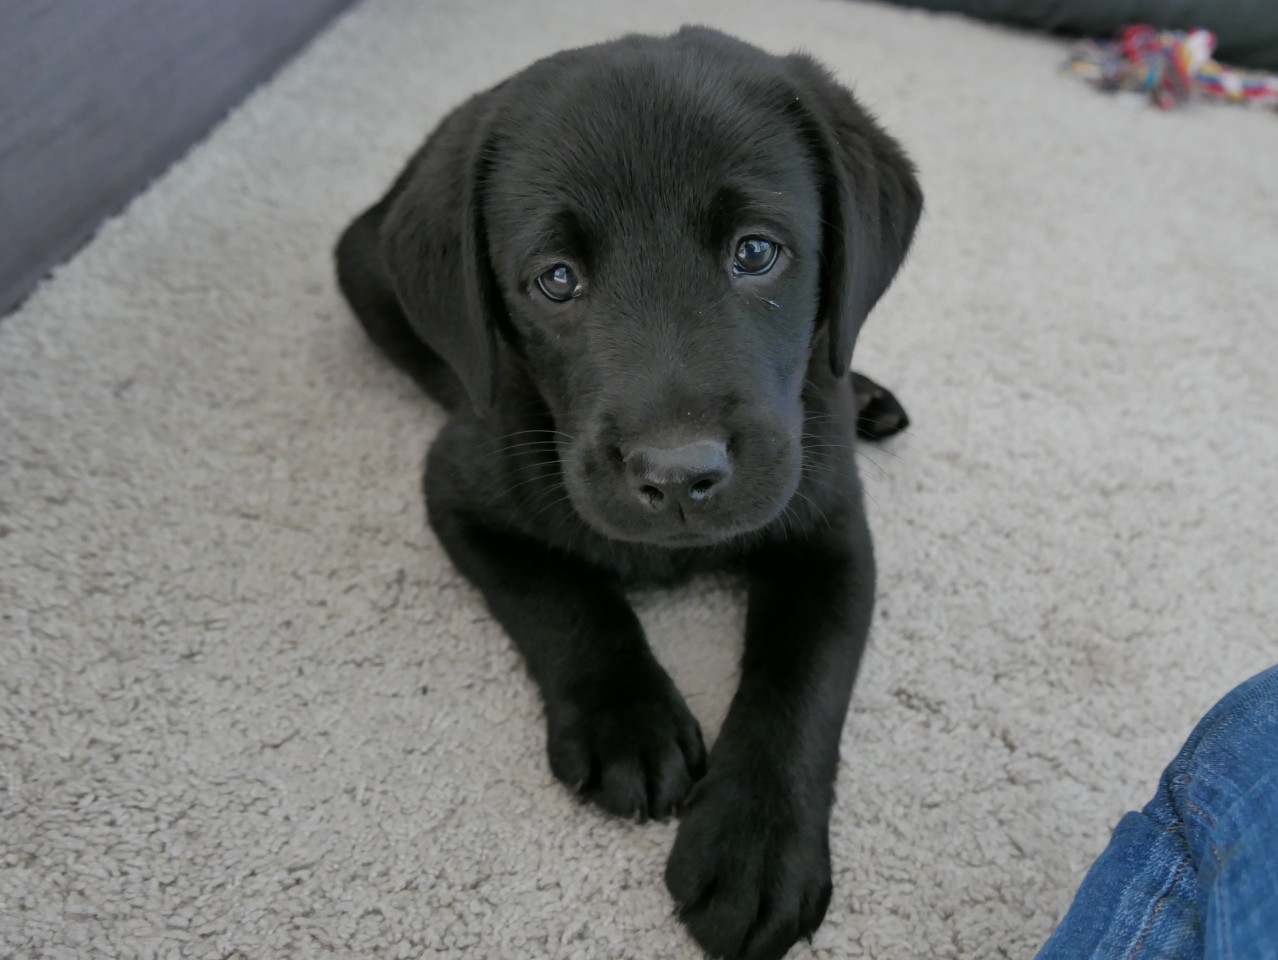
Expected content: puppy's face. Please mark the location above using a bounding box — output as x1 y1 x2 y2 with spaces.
485 62 824 546
382 29 922 547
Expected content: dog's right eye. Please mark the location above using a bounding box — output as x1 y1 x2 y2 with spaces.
733 236 779 276
536 264 583 302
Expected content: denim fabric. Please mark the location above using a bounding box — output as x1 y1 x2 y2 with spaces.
1036 664 1278 960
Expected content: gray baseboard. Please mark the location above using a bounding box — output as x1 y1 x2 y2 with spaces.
1 0 356 315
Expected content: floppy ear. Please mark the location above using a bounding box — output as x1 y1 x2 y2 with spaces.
783 56 923 377
379 89 505 416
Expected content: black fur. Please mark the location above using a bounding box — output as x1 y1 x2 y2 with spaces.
335 27 920 960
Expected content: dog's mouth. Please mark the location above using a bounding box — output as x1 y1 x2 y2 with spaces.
574 508 779 549
620 523 748 549
657 529 725 547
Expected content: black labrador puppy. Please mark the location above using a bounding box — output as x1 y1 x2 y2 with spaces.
335 26 920 960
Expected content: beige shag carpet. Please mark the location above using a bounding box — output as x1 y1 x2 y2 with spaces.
3 0 1276 957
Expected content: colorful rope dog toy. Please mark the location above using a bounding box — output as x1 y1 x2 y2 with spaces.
1065 24 1278 110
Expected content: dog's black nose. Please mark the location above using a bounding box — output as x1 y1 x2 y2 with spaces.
624 439 731 511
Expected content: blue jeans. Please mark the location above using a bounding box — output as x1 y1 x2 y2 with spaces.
1036 664 1278 960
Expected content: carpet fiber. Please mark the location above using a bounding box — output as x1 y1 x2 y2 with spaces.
3 1 1276 957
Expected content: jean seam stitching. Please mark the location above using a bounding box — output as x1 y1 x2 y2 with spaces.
1218 883 1232 960
1123 854 1192 960
1184 800 1218 829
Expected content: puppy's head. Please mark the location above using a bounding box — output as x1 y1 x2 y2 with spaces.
383 28 921 546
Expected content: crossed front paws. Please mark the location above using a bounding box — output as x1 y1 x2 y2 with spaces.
542 680 832 960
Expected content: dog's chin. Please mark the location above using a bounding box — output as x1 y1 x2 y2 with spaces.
584 516 763 549
567 492 792 549
614 525 743 549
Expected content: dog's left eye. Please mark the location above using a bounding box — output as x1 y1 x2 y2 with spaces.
732 237 779 276
536 264 583 302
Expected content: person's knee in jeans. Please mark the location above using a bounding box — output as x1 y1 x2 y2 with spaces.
1036 664 1278 960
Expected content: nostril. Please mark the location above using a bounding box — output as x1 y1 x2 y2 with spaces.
687 472 726 503
689 477 718 499
638 484 665 508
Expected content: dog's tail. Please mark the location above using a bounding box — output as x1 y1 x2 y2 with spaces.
335 201 466 411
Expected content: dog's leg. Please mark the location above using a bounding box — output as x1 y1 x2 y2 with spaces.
851 371 910 441
666 521 874 960
426 504 707 822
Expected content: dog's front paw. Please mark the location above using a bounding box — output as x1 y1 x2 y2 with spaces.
666 768 832 960
544 664 706 822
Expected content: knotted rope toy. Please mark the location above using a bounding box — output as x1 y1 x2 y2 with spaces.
1065 24 1278 110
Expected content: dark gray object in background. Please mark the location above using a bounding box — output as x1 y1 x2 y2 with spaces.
878 0 1278 69
0 0 354 316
